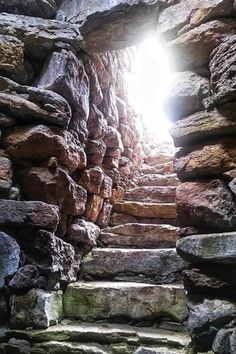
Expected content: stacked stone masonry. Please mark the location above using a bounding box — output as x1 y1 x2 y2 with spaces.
0 0 236 354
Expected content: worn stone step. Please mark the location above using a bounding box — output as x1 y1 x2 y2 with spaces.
145 154 173 166
138 174 179 187
124 186 176 203
64 281 188 323
113 201 176 219
6 322 190 348
100 223 177 248
81 248 187 284
141 162 174 175
110 213 178 227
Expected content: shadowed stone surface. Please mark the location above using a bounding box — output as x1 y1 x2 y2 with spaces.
0 232 20 289
177 232 236 264
10 289 63 329
81 248 186 283
64 281 188 323
0 0 58 18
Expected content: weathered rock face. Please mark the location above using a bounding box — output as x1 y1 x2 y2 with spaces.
0 232 20 289
10 289 63 329
0 0 58 19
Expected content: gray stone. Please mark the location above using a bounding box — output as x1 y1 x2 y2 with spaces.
177 232 236 265
82 248 187 283
138 174 179 187
0 232 20 289
9 265 47 291
0 76 72 128
37 50 89 120
212 326 236 354
0 200 59 231
0 13 82 59
64 281 188 323
134 347 185 354
10 289 63 329
31 342 109 354
187 296 236 351
164 71 209 122
0 0 58 19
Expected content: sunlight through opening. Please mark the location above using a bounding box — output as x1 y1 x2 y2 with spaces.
128 37 173 145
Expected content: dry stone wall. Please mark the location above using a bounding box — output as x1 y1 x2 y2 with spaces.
0 1 142 331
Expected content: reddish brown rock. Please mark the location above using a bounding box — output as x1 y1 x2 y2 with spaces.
91 54 110 89
66 218 100 254
78 167 104 195
104 126 124 151
111 187 124 203
0 157 13 198
176 179 236 231
97 200 113 227
99 175 112 198
103 167 120 185
174 138 236 180
37 50 89 120
84 194 104 223
113 201 176 219
138 174 179 187
18 166 87 215
141 162 174 175
87 104 108 140
85 139 106 166
5 125 86 173
119 123 134 148
125 186 176 203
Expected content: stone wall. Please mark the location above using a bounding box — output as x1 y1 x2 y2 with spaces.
0 1 142 330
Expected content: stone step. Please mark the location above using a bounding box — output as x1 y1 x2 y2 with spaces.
110 213 178 227
124 186 176 203
64 281 188 323
113 201 176 219
141 161 174 175
138 174 179 187
100 223 177 248
145 154 173 166
81 248 187 284
6 322 190 353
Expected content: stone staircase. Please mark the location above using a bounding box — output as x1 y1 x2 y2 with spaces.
5 151 191 354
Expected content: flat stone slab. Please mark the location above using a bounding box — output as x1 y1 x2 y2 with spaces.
64 281 188 323
113 201 176 219
81 248 187 284
138 174 179 187
177 232 236 264
6 321 190 347
125 186 176 203
100 223 177 248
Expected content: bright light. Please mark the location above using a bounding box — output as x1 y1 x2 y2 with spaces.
128 37 173 144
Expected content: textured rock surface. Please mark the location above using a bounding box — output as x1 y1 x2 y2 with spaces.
0 232 20 289
114 201 176 219
0 0 58 18
0 35 24 71
0 157 13 198
176 180 236 231
10 289 63 329
125 186 176 203
82 248 186 283
64 281 188 323
138 174 179 187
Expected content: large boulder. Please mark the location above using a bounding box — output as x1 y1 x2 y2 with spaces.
0 77 72 128
176 179 236 231
0 200 59 231
5 125 86 173
0 232 20 289
37 50 90 119
0 13 82 59
0 0 58 19
10 289 63 329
